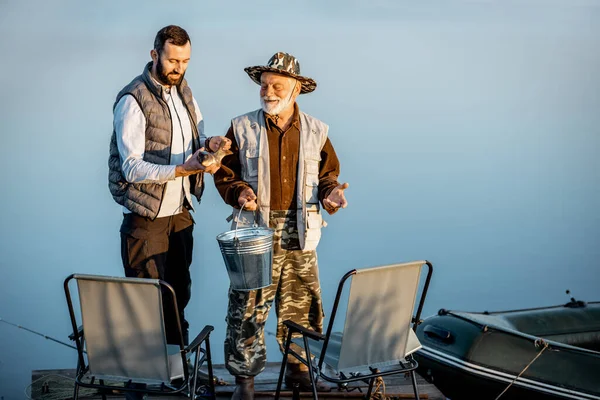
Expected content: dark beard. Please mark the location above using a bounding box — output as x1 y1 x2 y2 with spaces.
156 56 184 86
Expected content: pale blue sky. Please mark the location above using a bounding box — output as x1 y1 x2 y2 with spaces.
1 0 599 398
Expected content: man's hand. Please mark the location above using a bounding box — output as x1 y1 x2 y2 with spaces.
323 182 349 212
238 187 258 211
175 148 219 177
208 136 232 152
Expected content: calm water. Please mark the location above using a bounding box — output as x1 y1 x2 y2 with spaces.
1 1 599 398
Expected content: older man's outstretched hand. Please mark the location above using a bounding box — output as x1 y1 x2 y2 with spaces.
323 182 349 213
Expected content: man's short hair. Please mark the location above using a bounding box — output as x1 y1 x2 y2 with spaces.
154 25 191 54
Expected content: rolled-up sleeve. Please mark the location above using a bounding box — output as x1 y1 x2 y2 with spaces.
318 137 340 202
114 95 176 183
213 125 252 208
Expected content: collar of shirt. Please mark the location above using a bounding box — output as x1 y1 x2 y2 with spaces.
148 73 174 99
265 102 300 132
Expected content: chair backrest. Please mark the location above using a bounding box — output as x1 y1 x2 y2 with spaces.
336 261 425 371
72 274 175 383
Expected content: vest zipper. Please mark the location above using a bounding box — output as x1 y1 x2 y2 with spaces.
184 100 203 201
151 94 173 221
169 91 188 214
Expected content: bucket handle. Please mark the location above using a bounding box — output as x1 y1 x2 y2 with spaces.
235 199 258 240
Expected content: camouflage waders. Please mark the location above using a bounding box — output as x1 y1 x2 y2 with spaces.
224 210 324 377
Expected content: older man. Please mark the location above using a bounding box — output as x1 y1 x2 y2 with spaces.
214 52 349 399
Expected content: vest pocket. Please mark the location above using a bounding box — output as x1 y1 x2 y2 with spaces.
305 211 323 245
304 158 320 204
307 211 323 229
244 147 259 179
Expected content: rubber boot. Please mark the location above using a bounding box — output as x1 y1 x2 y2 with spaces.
231 375 254 400
284 363 329 392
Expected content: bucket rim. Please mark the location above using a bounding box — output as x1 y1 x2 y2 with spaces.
216 227 275 242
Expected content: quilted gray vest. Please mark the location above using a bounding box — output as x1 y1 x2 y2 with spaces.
108 62 204 219
231 109 329 251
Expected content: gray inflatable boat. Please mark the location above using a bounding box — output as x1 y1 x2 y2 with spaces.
415 299 600 399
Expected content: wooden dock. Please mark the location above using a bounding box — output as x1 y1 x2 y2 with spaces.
31 363 445 399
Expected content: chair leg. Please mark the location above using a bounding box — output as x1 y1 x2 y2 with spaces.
191 351 200 399
73 382 80 400
205 337 216 400
275 330 293 400
365 377 376 400
303 336 318 400
410 370 420 399
292 384 301 400
191 339 216 400
99 379 107 400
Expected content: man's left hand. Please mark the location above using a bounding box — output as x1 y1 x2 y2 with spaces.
323 182 349 212
209 136 232 152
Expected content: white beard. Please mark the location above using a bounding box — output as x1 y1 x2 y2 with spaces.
260 92 293 115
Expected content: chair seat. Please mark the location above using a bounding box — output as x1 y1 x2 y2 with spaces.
292 329 422 373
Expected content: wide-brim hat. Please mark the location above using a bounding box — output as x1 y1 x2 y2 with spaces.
244 52 317 94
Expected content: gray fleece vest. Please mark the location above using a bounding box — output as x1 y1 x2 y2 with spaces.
108 62 204 219
231 109 328 251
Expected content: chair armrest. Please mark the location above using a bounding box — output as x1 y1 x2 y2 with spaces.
283 320 325 341
69 325 83 341
186 325 214 353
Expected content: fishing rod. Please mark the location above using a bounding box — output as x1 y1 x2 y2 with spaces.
0 317 80 351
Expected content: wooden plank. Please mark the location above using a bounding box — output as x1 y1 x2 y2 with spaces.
31 363 445 400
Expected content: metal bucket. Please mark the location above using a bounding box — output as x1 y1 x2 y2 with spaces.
216 209 274 291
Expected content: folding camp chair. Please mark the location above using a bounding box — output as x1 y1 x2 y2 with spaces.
275 260 433 400
64 274 216 399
